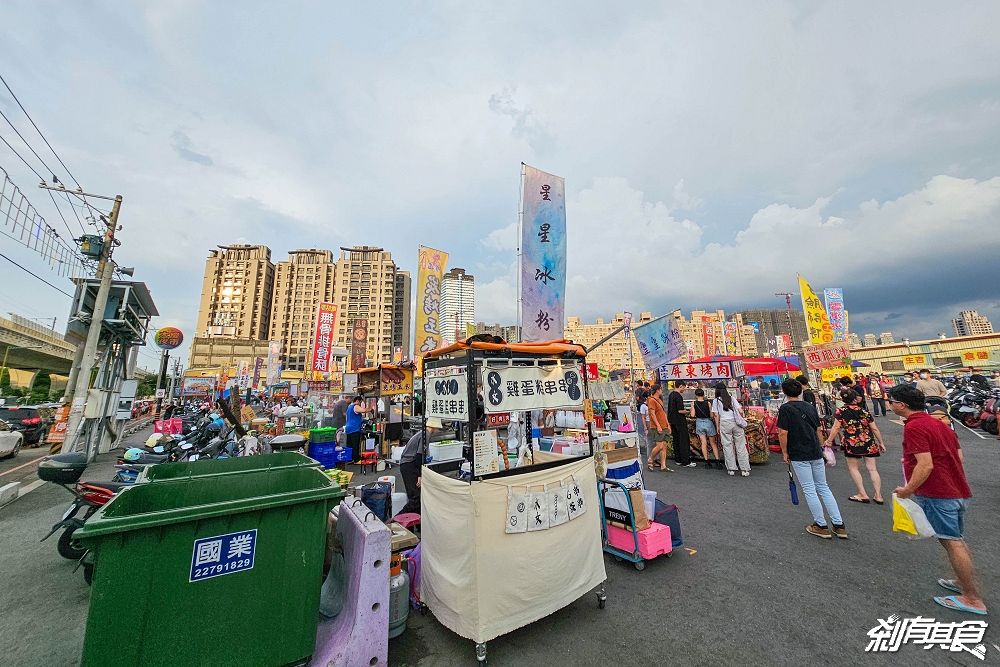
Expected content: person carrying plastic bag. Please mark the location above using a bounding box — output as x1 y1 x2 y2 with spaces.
888 385 985 616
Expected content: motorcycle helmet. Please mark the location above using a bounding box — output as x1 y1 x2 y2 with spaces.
123 447 145 462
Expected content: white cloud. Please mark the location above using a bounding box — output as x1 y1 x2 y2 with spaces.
481 221 518 252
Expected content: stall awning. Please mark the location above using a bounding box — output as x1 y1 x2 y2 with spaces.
423 338 587 359
689 355 800 375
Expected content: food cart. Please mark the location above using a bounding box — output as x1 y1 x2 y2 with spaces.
418 339 607 664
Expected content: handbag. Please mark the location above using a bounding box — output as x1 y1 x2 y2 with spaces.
734 403 748 429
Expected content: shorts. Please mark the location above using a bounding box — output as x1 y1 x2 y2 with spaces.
652 428 671 442
912 495 970 540
695 418 717 436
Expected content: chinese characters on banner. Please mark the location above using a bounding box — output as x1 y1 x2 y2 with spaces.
416 246 449 355
482 365 584 413
311 302 338 374
961 349 991 364
633 314 685 371
701 317 716 355
350 319 368 372
393 346 403 364
823 288 846 342
520 165 566 342
425 370 469 420
902 354 928 367
266 341 281 386
803 341 853 370
724 321 739 355
236 360 250 390
657 361 746 382
798 275 835 344
251 357 263 389
380 367 413 395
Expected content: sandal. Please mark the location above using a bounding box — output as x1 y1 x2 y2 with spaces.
848 495 871 503
938 579 962 594
873 497 884 505
647 461 654 471
933 595 987 615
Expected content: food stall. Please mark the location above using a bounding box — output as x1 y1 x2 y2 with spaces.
356 364 416 456
418 339 607 663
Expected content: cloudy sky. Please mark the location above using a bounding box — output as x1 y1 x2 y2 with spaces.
2 1 999 369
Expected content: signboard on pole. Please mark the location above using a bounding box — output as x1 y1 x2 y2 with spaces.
802 341 853 370
657 360 746 382
311 302 339 374
251 357 263 389
520 164 567 342
724 321 739 355
623 312 632 340
236 360 250 390
415 246 448 355
350 319 369 372
798 275 835 344
823 288 846 342
425 370 470 420
632 314 684 371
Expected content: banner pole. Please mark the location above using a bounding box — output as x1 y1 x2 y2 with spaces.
516 163 525 338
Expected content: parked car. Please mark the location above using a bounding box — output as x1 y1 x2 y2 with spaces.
0 405 48 445
0 419 24 458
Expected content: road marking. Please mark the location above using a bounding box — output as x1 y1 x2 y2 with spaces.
957 421 988 440
684 548 697 555
0 455 43 478
18 478 45 496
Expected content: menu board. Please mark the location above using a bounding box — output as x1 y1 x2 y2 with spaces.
473 429 500 476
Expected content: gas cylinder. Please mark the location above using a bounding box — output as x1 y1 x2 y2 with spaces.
388 555 410 639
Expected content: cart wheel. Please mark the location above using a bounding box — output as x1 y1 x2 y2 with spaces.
634 561 645 571
598 597 606 609
476 642 487 664
666 551 673 558
419 603 428 616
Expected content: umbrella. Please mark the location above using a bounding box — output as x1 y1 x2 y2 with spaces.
851 360 870 368
787 463 799 505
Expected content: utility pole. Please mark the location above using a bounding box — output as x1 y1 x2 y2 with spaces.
59 193 123 454
154 348 170 418
774 292 796 356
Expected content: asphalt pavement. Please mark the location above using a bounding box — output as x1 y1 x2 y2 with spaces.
1 420 996 667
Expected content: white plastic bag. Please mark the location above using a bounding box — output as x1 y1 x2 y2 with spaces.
505 486 528 534
527 489 550 532
892 493 936 540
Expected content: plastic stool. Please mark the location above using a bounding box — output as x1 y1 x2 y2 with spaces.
359 451 379 475
394 512 421 530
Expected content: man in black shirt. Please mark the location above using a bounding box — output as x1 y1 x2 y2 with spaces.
399 417 442 513
667 381 695 467
795 375 816 407
778 379 846 539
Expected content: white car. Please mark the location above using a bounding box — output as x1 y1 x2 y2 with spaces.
0 419 23 459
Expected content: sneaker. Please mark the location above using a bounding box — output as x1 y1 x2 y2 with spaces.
727 470 735 476
831 524 848 539
740 470 750 477
685 462 698 467
806 523 832 539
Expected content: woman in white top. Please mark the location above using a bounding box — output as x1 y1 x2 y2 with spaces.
712 382 751 477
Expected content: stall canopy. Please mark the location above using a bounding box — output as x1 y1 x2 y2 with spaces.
689 356 800 375
424 338 587 359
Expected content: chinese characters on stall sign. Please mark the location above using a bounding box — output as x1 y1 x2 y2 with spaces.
657 361 744 382
865 615 987 660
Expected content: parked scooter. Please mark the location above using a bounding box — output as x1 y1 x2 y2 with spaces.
38 453 132 561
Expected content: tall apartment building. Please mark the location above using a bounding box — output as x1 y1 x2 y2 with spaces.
393 271 412 360
476 322 521 343
864 333 878 347
268 249 338 373
194 245 275 341
334 246 400 367
879 332 895 345
953 310 994 337
735 308 809 357
666 310 758 359
440 268 475 345
848 333 863 349
565 313 653 372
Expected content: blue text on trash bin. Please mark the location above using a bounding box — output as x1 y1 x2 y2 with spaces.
189 529 257 582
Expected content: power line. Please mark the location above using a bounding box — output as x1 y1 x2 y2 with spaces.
0 73 80 188
0 132 45 182
0 250 74 297
0 107 59 181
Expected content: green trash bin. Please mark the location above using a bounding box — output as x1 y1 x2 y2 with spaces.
75 465 345 667
138 451 320 482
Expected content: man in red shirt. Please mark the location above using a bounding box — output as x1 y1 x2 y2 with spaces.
889 385 985 615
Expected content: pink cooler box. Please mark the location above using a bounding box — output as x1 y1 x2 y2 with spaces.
607 522 672 560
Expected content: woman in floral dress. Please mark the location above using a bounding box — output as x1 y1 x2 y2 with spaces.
824 389 886 504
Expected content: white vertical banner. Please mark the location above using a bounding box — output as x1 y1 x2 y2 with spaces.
520 164 566 342
632 314 685 371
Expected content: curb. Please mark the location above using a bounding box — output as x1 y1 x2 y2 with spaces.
0 481 20 507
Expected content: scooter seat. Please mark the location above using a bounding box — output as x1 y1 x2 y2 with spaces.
80 480 131 493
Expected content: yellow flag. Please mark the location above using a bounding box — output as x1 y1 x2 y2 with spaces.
798 275 835 345
415 246 449 356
